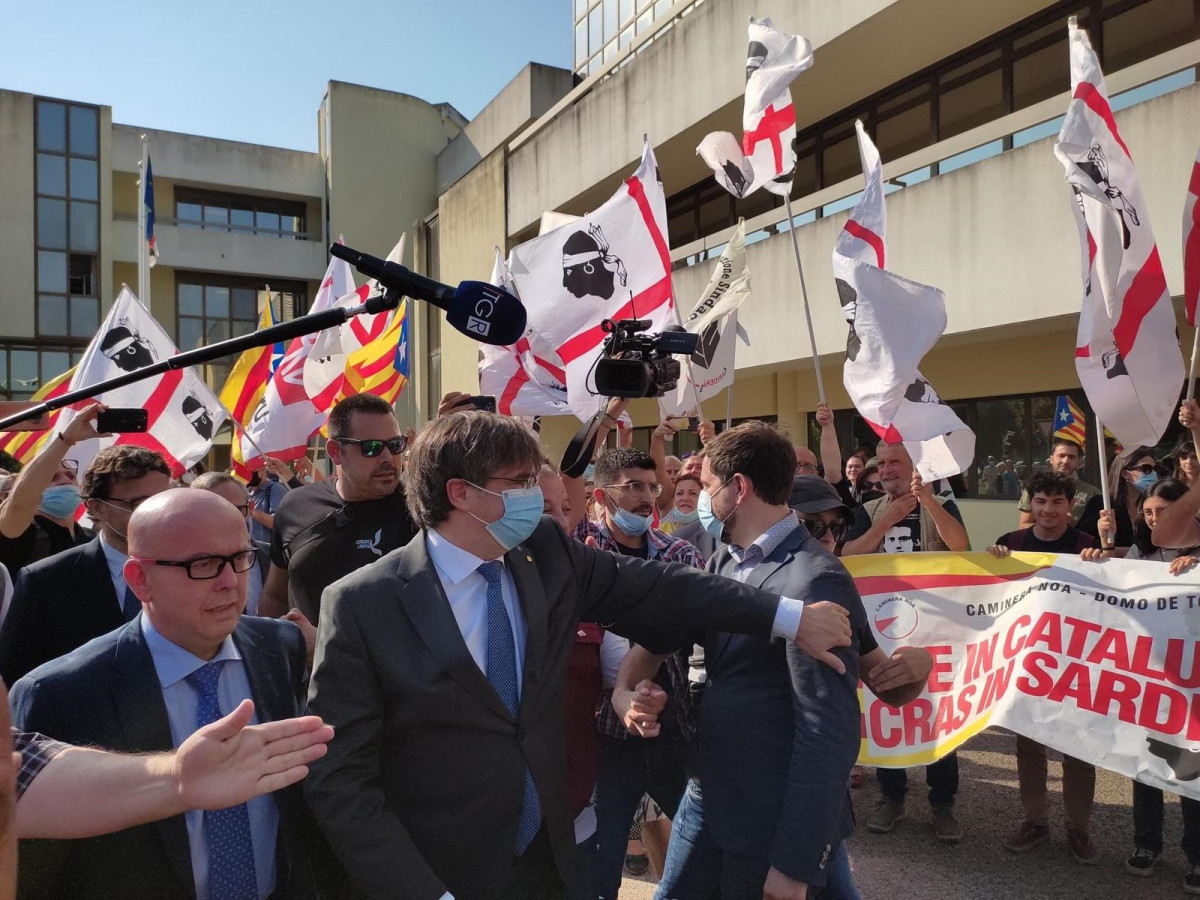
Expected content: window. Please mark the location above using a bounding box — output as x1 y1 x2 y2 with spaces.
0 345 86 400
174 188 307 239
176 274 306 390
34 99 99 340
807 388 1192 501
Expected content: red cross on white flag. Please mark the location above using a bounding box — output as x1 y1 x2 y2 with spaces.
697 18 812 200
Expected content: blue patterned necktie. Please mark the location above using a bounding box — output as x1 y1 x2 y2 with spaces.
185 661 259 900
122 586 140 622
477 561 542 855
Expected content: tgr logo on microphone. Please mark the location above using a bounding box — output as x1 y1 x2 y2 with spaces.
466 316 491 336
467 288 501 336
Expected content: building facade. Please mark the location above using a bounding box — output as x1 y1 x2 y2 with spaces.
2 0 1197 542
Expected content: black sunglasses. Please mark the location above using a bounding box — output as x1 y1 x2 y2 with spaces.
130 548 257 581
338 437 407 458
800 518 849 542
1125 463 1157 475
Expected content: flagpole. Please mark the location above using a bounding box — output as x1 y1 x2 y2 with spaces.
724 383 733 430
137 136 147 305
1094 411 1114 550
782 194 826 406
229 411 268 461
1187 325 1200 404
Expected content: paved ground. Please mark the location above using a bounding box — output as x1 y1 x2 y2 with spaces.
618 727 1196 899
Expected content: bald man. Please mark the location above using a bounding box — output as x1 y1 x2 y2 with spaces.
8 490 315 900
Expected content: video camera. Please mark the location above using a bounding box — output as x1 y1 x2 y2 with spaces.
593 319 699 399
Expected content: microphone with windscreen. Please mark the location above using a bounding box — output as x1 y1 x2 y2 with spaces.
329 243 527 346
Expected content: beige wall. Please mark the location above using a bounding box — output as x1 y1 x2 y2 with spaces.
436 149 509 396
325 82 464 264
0 91 37 338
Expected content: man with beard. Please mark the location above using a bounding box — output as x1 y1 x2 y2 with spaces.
257 393 417 627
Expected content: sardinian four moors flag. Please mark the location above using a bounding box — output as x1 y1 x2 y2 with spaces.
662 219 752 416
506 138 676 420
479 248 572 417
1055 19 1183 448
832 121 975 481
55 286 226 477
697 17 813 199
304 235 405 413
240 252 354 466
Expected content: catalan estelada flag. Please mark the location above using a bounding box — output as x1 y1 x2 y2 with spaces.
219 293 282 428
1053 395 1087 447
0 368 76 465
338 300 409 406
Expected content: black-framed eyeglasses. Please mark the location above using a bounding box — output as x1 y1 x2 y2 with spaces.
800 517 849 543
1125 463 1157 475
604 480 663 498
489 474 540 490
797 462 819 474
94 495 157 513
61 459 79 474
337 437 407 458
862 480 883 491
233 504 250 516
130 548 257 580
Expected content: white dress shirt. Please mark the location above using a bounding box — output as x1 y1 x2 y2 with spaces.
425 529 527 697
98 531 129 611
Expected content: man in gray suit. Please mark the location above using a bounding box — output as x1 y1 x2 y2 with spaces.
304 412 853 900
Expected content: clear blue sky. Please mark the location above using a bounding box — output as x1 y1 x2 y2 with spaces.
0 0 571 151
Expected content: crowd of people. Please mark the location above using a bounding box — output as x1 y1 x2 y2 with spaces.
1 388 1198 899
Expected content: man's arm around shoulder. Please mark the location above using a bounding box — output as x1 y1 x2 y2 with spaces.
304 580 448 900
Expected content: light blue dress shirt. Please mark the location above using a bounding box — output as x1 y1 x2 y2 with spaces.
426 529 527 696
141 616 278 900
98 532 129 612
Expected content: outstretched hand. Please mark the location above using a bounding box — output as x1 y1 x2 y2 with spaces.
173 701 334 810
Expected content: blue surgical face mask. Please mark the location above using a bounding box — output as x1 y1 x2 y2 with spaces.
612 506 653 537
40 484 81 519
697 479 734 540
468 482 544 551
667 508 699 526
1134 471 1159 493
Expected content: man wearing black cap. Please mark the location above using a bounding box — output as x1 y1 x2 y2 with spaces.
788 474 854 556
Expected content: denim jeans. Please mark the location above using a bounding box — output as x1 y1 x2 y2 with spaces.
876 752 959 807
1132 780 1200 863
592 733 688 900
654 779 861 900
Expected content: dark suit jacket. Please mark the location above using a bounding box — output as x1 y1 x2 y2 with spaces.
699 522 864 887
9 615 313 900
254 538 272 586
0 538 121 684
304 517 787 900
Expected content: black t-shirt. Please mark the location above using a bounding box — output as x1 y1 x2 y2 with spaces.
995 526 1098 554
269 480 417 622
614 541 649 560
831 477 858 509
0 516 92 575
845 499 964 553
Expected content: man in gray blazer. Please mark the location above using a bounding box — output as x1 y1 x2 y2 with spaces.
304 412 854 900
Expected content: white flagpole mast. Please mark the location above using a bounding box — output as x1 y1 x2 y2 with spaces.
1187 326 1199 404
137 135 148 305
782 194 826 406
724 383 734 430
1094 411 1114 549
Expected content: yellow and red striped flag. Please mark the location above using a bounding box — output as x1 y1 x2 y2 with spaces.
219 293 282 428
0 367 76 465
336 300 409 407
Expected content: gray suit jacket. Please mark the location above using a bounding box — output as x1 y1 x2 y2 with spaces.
699 522 865 887
304 517 789 900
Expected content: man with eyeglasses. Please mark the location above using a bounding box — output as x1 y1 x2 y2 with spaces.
0 445 171 684
258 393 417 626
191 472 272 616
571 448 704 900
0 403 105 577
8 488 315 899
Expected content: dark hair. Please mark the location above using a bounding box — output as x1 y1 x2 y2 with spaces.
1132 476 1191 555
1025 470 1076 501
81 446 170 500
1107 445 1157 506
849 447 871 463
403 411 543 528
327 393 395 441
594 448 656 487
1172 441 1197 481
705 420 796 505
854 464 880 492
673 474 702 491
1050 437 1083 457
